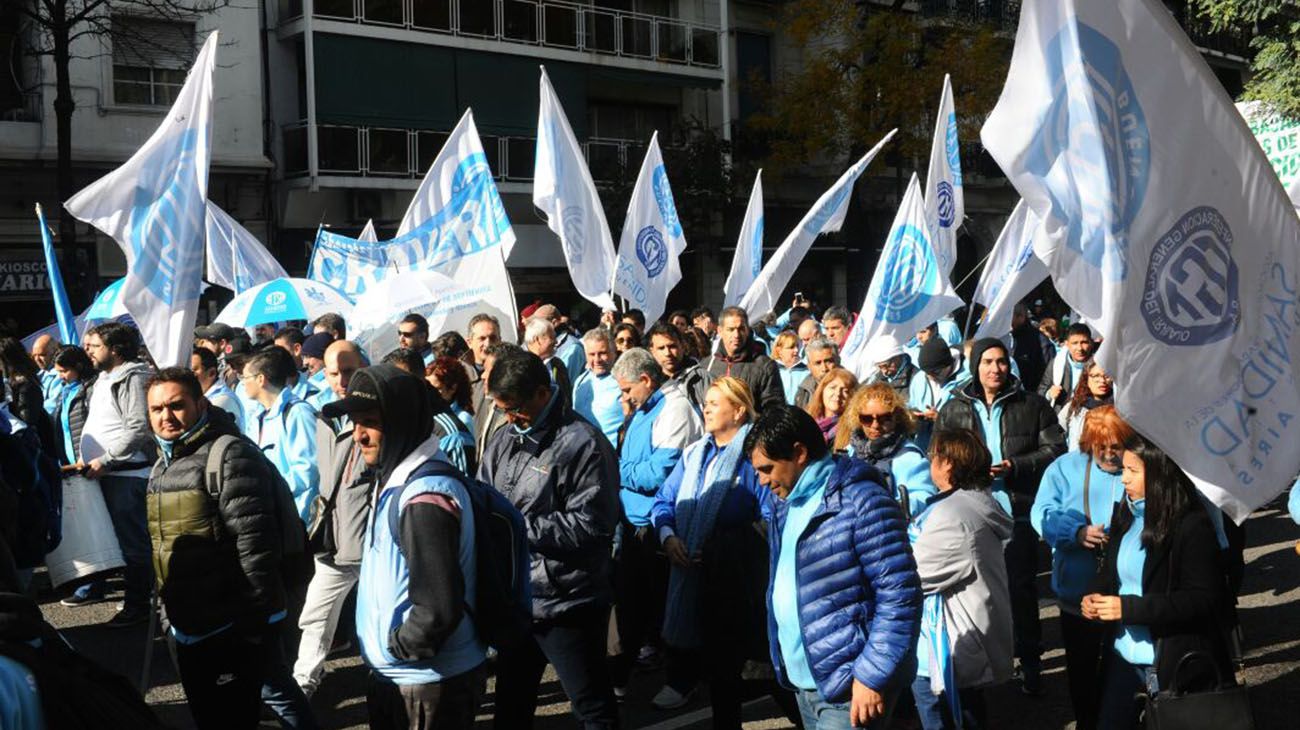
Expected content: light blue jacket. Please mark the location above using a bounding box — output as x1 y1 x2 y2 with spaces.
906 371 960 450
777 360 810 406
555 333 587 384
357 436 486 684
1113 498 1154 665
1290 479 1300 525
572 369 624 445
251 387 320 523
0 654 42 730
618 387 701 526
39 367 63 415
846 438 939 518
289 373 319 404
1030 452 1124 603
205 381 245 434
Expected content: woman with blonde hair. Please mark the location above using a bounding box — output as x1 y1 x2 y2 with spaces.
837 382 938 520
650 376 775 727
804 367 857 445
771 330 808 406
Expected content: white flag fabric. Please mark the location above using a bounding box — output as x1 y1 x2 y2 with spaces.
1290 177 1300 215
612 133 686 324
841 174 963 379
739 130 897 320
64 32 217 367
534 67 616 310
205 203 288 294
358 220 378 243
972 200 1049 340
981 0 1300 520
723 171 764 308
924 74 965 278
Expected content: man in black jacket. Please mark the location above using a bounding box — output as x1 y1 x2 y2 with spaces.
478 350 621 730
703 306 784 413
936 338 1065 696
144 368 314 730
1010 303 1056 394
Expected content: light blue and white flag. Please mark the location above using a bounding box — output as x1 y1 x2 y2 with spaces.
535 66 617 310
64 32 217 367
925 74 965 279
724 171 764 308
740 130 897 321
841 174 963 379
612 133 685 324
357 219 378 243
35 204 77 345
308 112 519 342
981 0 1300 519
205 203 288 294
973 200 1049 340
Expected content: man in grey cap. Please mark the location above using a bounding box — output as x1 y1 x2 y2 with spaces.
194 323 236 356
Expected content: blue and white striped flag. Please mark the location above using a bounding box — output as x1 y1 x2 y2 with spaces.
924 74 965 279
64 32 217 367
612 133 685 324
982 0 1300 519
535 67 616 310
842 174 963 378
724 171 764 308
205 203 288 294
740 130 897 321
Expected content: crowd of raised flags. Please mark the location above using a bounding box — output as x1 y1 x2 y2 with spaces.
5 0 1300 727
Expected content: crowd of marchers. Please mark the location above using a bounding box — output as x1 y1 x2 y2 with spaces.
0 295 1262 730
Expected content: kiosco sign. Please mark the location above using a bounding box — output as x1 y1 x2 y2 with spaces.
0 252 51 299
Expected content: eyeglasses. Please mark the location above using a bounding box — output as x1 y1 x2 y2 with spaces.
859 413 894 425
397 330 420 339
1088 373 1111 381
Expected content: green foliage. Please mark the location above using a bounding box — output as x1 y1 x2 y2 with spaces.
745 0 1012 174
1189 0 1300 118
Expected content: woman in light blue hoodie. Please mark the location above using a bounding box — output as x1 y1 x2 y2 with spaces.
835 382 939 520
1029 405 1132 730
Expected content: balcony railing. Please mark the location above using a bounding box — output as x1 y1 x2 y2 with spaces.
280 0 721 69
916 0 1021 31
283 121 646 182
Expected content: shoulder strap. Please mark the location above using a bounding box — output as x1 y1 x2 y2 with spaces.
205 435 239 499
385 458 466 553
1082 456 1093 524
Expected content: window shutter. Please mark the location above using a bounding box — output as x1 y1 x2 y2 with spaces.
112 17 195 70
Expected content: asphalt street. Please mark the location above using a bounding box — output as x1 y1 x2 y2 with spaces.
35 496 1300 729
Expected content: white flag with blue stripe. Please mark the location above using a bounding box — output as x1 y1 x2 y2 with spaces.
841 174 963 378
925 74 965 279
981 0 1300 519
357 219 378 243
724 170 763 308
205 203 288 294
740 130 897 320
64 32 217 367
973 200 1049 340
612 133 685 324
535 67 617 310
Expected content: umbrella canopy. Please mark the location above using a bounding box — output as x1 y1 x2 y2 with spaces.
349 270 471 357
215 277 353 328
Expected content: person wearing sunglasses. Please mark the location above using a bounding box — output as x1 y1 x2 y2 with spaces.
837 382 939 521
396 313 432 367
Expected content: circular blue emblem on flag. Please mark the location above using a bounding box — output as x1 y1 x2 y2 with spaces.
636 226 668 277
1141 206 1239 346
936 182 955 228
945 112 962 187
127 129 205 305
1024 23 1150 282
652 166 682 238
875 224 939 324
560 206 586 265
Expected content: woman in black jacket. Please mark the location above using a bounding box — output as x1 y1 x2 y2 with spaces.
0 336 57 456
1082 436 1234 729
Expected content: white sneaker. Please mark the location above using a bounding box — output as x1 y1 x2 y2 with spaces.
651 685 693 710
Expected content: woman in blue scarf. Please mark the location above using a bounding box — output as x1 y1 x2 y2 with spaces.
650 376 773 729
836 382 939 520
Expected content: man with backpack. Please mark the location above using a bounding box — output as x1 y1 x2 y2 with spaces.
143 367 315 730
323 364 489 730
242 346 320 524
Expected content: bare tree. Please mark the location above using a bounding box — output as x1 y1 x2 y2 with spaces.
14 0 226 302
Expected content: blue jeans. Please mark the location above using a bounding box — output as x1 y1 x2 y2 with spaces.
795 679 905 730
260 621 320 730
910 675 988 730
79 475 153 610
1098 653 1157 730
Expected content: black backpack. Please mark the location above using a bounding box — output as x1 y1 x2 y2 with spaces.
204 434 308 565
0 423 62 569
387 458 533 650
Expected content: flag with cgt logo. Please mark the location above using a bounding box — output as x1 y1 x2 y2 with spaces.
981 0 1300 519
64 32 217 367
724 171 764 308
924 74 964 279
612 132 685 324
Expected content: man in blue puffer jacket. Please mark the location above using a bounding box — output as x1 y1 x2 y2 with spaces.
747 405 921 729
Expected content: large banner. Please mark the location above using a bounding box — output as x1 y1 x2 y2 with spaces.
65 32 217 367
982 0 1300 519
1238 101 1300 194
612 133 686 324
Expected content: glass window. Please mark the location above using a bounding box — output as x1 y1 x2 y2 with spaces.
110 16 195 106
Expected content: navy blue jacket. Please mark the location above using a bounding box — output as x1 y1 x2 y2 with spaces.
766 457 922 701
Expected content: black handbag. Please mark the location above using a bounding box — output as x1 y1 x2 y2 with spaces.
1144 651 1255 730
